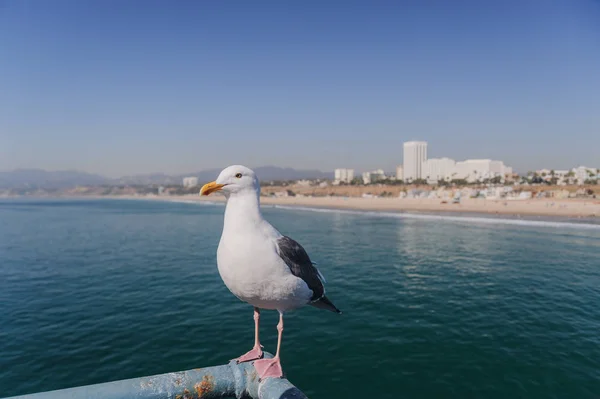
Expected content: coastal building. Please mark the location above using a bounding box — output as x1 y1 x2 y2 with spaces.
396 166 403 181
554 170 570 185
536 169 552 177
534 169 572 185
423 157 457 184
572 166 596 185
454 159 512 183
182 177 198 187
362 172 371 185
415 157 514 184
334 168 354 184
403 141 428 182
362 169 386 185
400 140 515 184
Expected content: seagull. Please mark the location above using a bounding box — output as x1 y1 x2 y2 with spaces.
200 165 341 380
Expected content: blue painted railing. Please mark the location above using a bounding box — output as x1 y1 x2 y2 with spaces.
3 353 307 399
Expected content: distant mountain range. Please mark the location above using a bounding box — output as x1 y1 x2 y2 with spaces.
0 169 110 189
0 166 333 189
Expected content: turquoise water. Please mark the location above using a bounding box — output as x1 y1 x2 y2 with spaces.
1 199 600 398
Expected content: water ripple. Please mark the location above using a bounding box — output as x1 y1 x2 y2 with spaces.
1 199 600 398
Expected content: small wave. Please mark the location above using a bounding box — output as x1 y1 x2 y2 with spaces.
269 205 600 230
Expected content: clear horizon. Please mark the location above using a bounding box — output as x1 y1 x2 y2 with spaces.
1 1 599 177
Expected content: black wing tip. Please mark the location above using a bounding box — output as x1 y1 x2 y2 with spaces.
311 296 342 314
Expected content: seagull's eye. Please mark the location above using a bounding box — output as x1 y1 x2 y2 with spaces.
235 173 242 178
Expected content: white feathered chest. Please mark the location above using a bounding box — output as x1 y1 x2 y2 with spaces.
216 200 312 311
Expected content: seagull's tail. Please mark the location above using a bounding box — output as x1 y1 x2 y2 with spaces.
310 295 342 314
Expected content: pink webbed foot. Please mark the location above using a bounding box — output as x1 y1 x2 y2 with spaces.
236 345 264 363
253 357 283 380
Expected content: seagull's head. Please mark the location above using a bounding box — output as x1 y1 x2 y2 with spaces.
200 165 260 197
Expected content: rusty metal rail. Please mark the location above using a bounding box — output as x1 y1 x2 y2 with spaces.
3 353 307 399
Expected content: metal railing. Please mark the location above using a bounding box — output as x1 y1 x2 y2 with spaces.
4 353 308 399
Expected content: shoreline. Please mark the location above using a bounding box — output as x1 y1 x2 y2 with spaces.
13 194 596 220
137 195 600 219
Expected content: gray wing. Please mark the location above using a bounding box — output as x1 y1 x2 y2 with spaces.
276 235 325 301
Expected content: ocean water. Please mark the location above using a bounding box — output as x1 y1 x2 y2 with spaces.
1 198 600 398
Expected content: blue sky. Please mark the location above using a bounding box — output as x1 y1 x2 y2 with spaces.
1 0 599 177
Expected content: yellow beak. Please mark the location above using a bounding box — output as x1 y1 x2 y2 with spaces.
200 181 225 196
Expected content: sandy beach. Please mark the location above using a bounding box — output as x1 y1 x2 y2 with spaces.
122 194 600 219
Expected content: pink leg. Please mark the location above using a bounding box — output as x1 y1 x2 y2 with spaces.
254 312 284 380
236 307 264 363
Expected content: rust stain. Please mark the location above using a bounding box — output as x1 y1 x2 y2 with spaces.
194 375 215 397
174 378 182 386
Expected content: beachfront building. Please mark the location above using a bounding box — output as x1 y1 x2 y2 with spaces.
362 172 370 185
182 177 198 187
554 170 570 185
416 157 514 184
403 141 428 182
454 159 512 183
423 157 457 184
334 168 354 184
362 169 386 185
534 169 572 185
396 166 403 181
572 166 597 185
401 140 517 184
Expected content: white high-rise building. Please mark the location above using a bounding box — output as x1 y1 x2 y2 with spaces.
334 168 354 184
182 177 198 187
403 141 428 182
